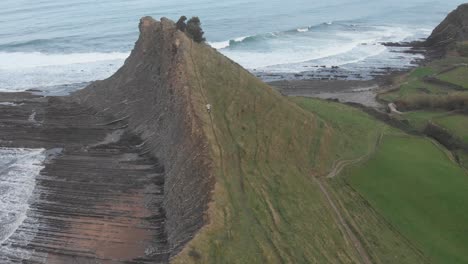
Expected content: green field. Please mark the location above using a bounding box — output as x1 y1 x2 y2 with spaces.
294 98 430 264
295 97 468 264
379 56 468 102
342 134 468 264
438 66 468 89
404 111 468 144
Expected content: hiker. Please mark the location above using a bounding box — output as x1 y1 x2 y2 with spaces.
206 104 211 113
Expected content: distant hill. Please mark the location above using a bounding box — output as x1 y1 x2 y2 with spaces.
426 3 468 49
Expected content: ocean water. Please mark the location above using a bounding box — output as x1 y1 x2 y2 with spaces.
0 148 45 262
0 0 465 92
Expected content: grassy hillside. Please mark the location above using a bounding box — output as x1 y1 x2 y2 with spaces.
438 66 468 89
169 37 468 263
379 56 468 103
172 34 431 262
293 99 429 264
343 133 468 264
172 41 363 263
295 98 468 264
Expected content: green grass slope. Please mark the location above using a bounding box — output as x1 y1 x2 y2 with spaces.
295 97 468 264
170 36 468 263
438 66 468 89
343 133 468 264
405 111 468 144
293 98 428 264
172 41 362 263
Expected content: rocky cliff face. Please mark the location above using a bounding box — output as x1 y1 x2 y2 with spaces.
72 17 214 257
426 4 468 48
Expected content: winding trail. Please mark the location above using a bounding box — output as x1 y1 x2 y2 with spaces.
327 128 385 178
313 177 373 264
315 127 386 263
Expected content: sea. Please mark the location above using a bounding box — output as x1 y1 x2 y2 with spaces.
0 1 466 260
0 0 466 94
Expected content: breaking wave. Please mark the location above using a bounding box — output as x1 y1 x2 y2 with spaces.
208 23 417 70
0 148 45 245
0 52 128 92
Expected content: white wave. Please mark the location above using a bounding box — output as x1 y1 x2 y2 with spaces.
0 102 23 106
297 27 309 32
209 40 230 49
219 24 418 71
0 52 128 92
208 36 250 50
0 51 129 70
220 38 363 70
0 148 45 245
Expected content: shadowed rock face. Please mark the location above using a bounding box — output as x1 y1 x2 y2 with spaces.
73 17 214 257
426 4 468 48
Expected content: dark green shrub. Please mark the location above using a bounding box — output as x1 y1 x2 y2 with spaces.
176 16 187 32
186 17 205 43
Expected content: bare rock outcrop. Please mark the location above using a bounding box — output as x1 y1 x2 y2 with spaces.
72 17 213 257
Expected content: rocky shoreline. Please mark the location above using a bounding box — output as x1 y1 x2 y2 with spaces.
0 93 170 263
261 42 428 107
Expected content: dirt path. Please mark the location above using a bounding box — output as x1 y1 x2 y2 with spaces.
313 177 373 264
327 128 385 178
316 127 387 263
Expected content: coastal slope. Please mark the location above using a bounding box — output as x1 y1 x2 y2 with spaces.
74 17 364 263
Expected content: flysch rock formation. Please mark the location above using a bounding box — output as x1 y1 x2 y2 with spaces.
0 17 213 263
0 94 169 263
72 17 214 260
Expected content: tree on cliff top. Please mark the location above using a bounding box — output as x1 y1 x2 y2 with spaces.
186 17 205 43
176 16 187 32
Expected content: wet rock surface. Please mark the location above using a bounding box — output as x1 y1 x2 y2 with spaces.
0 94 169 263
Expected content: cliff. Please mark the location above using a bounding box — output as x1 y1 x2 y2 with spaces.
426 4 468 48
73 17 214 256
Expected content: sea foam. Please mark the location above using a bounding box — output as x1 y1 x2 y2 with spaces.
0 52 128 93
208 36 251 49
215 24 418 71
0 52 129 70
0 148 45 245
